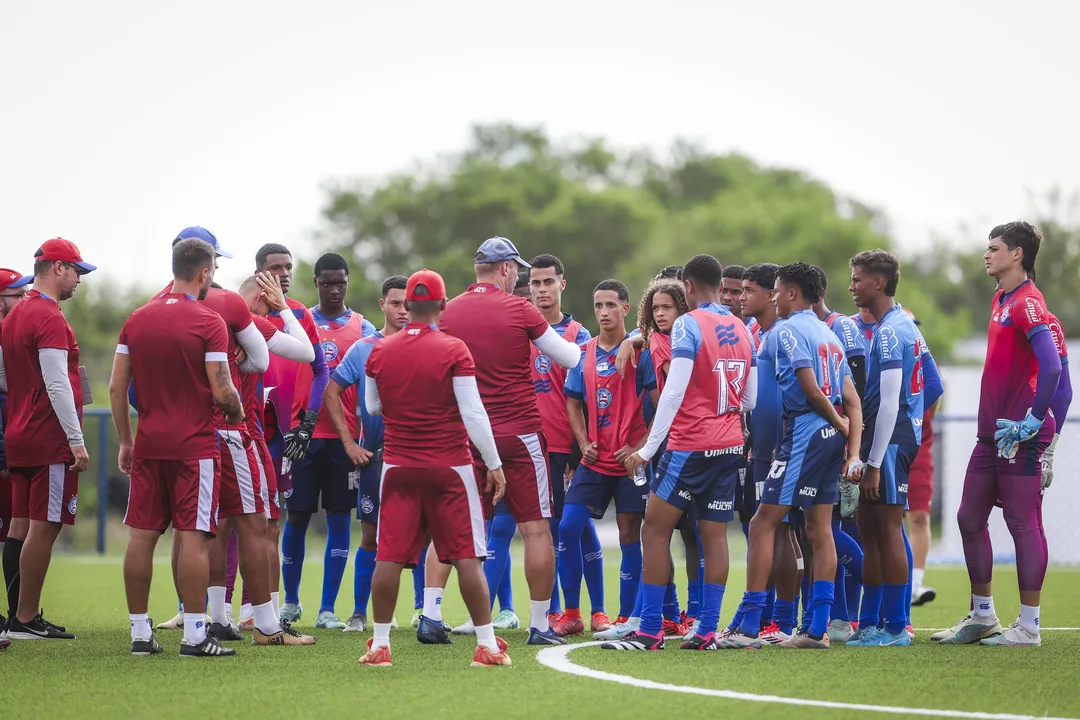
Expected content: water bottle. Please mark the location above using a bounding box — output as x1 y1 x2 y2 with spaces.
632 464 648 487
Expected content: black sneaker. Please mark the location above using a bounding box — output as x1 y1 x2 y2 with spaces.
8 614 76 640
416 615 453 644
131 634 164 655
39 609 67 633
179 635 237 658
680 632 719 650
0 614 9 650
208 621 244 642
601 631 665 651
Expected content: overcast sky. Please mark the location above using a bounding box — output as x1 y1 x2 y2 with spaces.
4 0 1077 290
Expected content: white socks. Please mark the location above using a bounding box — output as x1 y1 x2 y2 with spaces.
972 594 996 618
912 568 925 589
130 613 151 642
372 622 392 649
254 601 282 636
423 588 444 622
240 603 254 622
1019 604 1040 633
530 599 550 632
271 592 281 620
475 623 500 652
207 586 228 625
184 613 208 645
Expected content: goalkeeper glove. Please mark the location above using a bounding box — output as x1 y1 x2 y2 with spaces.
1040 433 1058 493
284 409 319 461
994 411 1044 459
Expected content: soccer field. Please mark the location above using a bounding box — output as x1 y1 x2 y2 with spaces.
7 553 1080 720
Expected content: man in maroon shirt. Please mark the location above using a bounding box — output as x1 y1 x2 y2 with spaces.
1 238 94 641
438 237 581 645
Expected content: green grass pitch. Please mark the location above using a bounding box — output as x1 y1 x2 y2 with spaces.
5 548 1079 720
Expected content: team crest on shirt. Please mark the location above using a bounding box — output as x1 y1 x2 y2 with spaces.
283 488 294 499
322 340 339 362
596 388 613 409
533 354 552 375
998 304 1011 324
68 496 78 516
360 495 374 515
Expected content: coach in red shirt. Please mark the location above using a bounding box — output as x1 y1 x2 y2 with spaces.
1 239 94 641
439 237 581 645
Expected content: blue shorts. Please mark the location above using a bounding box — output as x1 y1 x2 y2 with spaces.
761 415 845 508
738 458 769 523
861 443 919 508
651 449 742 523
286 438 357 514
565 464 648 518
356 446 383 523
496 451 570 518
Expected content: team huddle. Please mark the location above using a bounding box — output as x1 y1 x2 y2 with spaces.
0 220 1065 663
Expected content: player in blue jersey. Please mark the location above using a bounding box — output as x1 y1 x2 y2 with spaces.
323 275 411 632
720 265 747 320
725 263 862 649
846 250 925 647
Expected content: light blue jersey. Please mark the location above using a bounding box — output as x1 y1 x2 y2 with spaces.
776 310 849 421
825 311 866 361
331 332 383 451
863 304 924 449
750 318 785 461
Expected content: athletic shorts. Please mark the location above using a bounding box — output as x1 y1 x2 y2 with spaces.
860 443 920 507
651 449 742 523
907 431 934 513
473 432 552 523
252 438 280 521
217 430 270 518
565 464 648 519
494 450 569 519
761 416 846 508
0 470 11 541
966 438 1046 480
124 457 219 534
287 438 358 514
9 463 79 526
376 463 486 566
738 457 769 524
357 446 383 524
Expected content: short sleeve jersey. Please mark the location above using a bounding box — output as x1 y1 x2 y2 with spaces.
0 290 82 466
824 311 866 360
864 304 925 450
332 332 384 452
776 310 849 420
366 323 476 467
667 302 755 452
118 293 230 460
979 281 1055 441
750 318 784 461
264 297 322 433
439 283 549 436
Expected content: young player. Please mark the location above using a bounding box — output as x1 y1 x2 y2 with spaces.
936 222 1059 647
322 275 409 632
846 250 925 647
556 280 653 637
438 238 581 646
604 254 756 651
2 239 95 641
357 269 511 668
726 262 862 649
720 265 747 320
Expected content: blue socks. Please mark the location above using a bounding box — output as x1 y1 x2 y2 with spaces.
582 518 605 613
619 543 642 618
281 515 309 605
860 584 883 629
763 586 776 624
556 504 591 611
663 580 680 622
840 519 862 621
832 565 848 623
685 571 701 619
484 513 516 610
320 513 351 614
548 516 560 615
353 547 377 616
631 575 644 617
883 583 908 635
698 583 725 637
809 580 835 638
412 546 427 610
640 583 667 636
737 590 768 637
800 574 812 630
774 598 797 635
497 554 514 612
903 524 914 626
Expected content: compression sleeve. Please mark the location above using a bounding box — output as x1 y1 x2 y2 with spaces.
364 374 382 416
533 326 582 369
236 321 271 374
639 356 692 462
278 313 315 361
307 340 330 414
39 348 84 448
267 330 316 363
867 367 902 468
741 366 758 412
921 352 943 410
1051 360 1072 428
1030 329 1062 421
848 354 867 399
453 376 502 470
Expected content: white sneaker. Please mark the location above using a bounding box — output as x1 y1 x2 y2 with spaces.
390 615 400 629
759 623 792 645
410 613 421 628
936 614 1003 644
980 620 1040 647
452 618 477 635
224 605 240 635
827 620 854 643
594 617 640 641
156 612 184 630
682 618 700 642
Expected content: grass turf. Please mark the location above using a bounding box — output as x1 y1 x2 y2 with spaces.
5 546 1079 720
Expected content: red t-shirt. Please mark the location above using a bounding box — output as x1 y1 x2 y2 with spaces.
199 287 257 431
366 323 475 466
650 332 672 393
241 315 278 439
1 290 83 466
263 298 321 431
118 293 229 460
439 283 549 437
979 281 1055 442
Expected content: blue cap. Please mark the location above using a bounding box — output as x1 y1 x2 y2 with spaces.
474 236 529 268
175 226 232 258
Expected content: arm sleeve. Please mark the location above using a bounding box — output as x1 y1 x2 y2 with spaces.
302 313 330 414
236 321 271 374
364 373 382 416
741 365 758 412
848 354 867 399
534 326 583 369
867 367 903 467
920 350 944 410
1051 360 1072 428
1030 328 1062 421
39 348 84 448
267 330 317 363
453 376 501 470
639 356 693 462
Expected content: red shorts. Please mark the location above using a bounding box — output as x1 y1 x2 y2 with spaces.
907 434 934 513
0 471 11 541
125 457 219 534
253 438 279 521
218 430 269 518
472 432 552 523
376 463 486 566
10 464 79 525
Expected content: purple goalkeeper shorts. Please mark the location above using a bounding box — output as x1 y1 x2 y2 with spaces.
968 438 1046 478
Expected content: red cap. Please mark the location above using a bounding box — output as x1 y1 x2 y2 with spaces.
405 269 447 302
35 238 97 273
0 268 32 293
